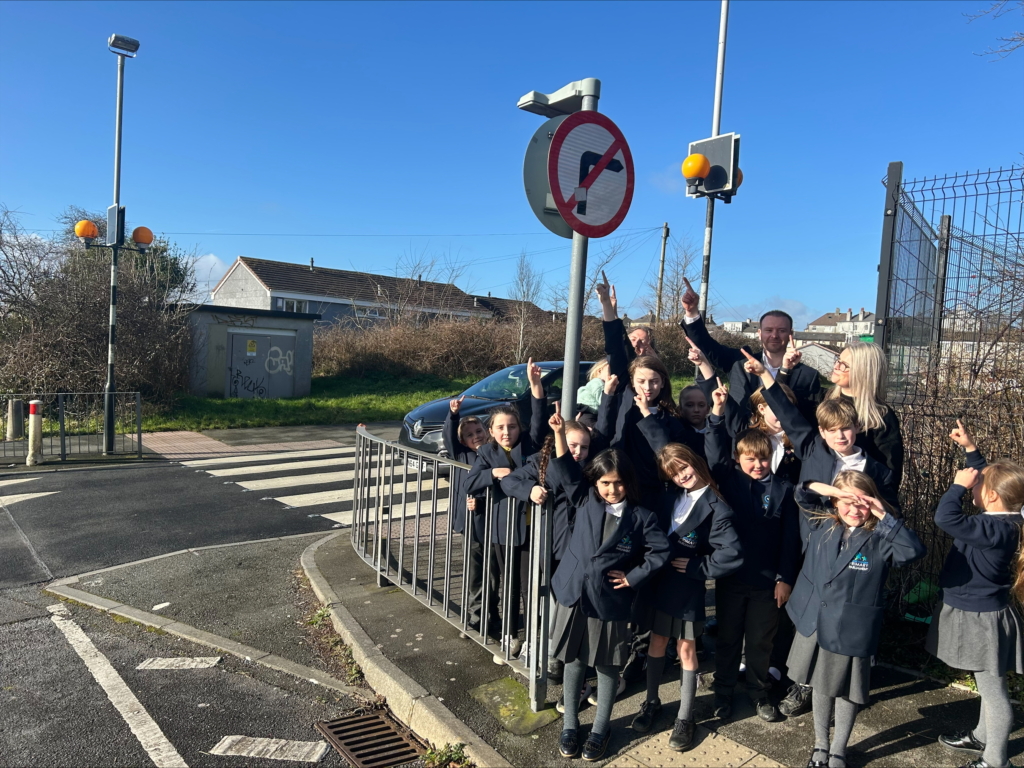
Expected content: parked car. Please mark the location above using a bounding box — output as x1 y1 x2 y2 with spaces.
398 361 594 458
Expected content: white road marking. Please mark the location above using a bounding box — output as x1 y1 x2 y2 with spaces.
181 447 353 468
152 602 171 611
47 603 69 615
0 477 38 488
206 458 352 477
137 657 221 670
319 511 351 525
50 609 188 768
274 488 354 508
209 736 328 763
237 469 357 491
0 491 59 506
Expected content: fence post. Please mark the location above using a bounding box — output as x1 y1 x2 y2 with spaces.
135 392 143 459
58 394 66 462
6 398 24 441
874 161 903 351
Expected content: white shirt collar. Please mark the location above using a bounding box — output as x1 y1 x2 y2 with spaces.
763 353 781 379
832 447 867 477
670 486 709 534
769 431 786 472
606 500 626 518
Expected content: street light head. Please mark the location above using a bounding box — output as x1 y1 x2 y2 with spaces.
108 34 140 57
131 226 154 252
734 167 744 189
682 153 711 183
75 220 99 247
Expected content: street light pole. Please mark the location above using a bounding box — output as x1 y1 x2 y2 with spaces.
698 0 729 318
654 222 669 324
103 53 126 454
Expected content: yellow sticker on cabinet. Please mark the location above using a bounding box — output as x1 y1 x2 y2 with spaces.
246 339 257 356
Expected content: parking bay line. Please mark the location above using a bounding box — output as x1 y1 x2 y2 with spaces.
49 607 188 768
181 447 353 468
137 657 222 670
209 736 327 763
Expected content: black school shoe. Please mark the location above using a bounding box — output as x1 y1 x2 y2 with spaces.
806 748 829 768
668 718 696 751
559 729 579 758
631 699 661 732
959 760 1015 768
581 731 610 762
713 691 733 720
779 683 813 717
547 657 564 684
939 731 986 755
755 696 780 722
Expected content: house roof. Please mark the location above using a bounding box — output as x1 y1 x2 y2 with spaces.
226 257 485 314
469 295 550 322
807 308 875 327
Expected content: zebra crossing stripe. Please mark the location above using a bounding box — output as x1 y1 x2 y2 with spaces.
208 736 327 763
237 469 358 491
273 488 355 508
181 447 353 468
137 657 222 670
206 458 351 478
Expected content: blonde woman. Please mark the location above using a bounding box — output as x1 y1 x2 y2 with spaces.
825 342 904 486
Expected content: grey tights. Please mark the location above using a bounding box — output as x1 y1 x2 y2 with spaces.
561 659 618 737
974 669 1012 768
812 690 858 767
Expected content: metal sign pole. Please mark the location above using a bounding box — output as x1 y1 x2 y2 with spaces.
559 91 598 420
698 0 729 318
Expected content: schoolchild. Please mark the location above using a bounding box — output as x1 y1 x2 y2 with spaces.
630 443 743 752
576 358 611 431
442 395 493 633
465 359 548 659
704 379 801 723
678 277 821 420
787 471 925 768
679 338 719 451
545 437 669 761
927 421 1024 768
748 356 899 511
824 342 904 486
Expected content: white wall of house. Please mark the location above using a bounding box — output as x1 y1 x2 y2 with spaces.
212 264 270 309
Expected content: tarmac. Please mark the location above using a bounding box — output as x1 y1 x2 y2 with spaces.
33 423 1024 767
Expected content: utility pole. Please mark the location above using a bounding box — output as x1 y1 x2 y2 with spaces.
654 222 669 324
698 0 729 318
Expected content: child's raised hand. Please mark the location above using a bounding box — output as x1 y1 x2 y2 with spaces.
681 276 700 316
449 395 465 414
783 338 802 370
603 373 619 396
530 485 549 505
949 419 978 452
862 495 887 520
741 348 766 376
634 391 652 417
596 271 617 311
711 377 729 410
607 569 631 589
526 357 542 386
954 467 980 490
685 336 706 364
548 401 565 432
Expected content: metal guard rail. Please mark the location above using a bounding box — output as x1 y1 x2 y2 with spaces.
350 425 553 712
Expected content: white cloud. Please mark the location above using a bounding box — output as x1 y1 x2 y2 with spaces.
194 253 230 302
710 295 824 332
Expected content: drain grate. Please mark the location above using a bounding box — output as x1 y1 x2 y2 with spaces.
315 710 425 768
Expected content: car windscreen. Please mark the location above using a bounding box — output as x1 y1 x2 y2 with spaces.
461 365 558 401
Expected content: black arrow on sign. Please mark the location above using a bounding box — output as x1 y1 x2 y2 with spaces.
577 151 624 215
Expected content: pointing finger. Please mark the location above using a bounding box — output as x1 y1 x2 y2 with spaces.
602 270 609 286
716 377 723 389
740 348 758 362
685 336 699 349
956 418 965 431
554 401 561 414
683 276 694 292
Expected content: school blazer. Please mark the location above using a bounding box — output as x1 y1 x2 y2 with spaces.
442 409 481 537
464 395 548 546
705 418 801 589
760 381 899 511
547 455 670 621
787 511 926 658
501 454 574 561
681 314 822 421
647 487 743 621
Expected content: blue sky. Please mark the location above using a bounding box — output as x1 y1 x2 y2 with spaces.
2 1 1021 329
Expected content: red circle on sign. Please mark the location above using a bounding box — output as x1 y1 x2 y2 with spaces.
548 111 634 239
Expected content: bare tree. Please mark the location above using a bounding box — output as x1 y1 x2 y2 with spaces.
583 242 620 317
967 0 1024 58
637 237 701 324
509 250 544 362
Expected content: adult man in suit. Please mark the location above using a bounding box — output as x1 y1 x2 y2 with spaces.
678 278 821 421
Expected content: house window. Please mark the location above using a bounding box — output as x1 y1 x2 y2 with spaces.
283 299 306 313
356 307 382 318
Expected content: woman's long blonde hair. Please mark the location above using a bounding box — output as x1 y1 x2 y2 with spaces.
826 342 889 432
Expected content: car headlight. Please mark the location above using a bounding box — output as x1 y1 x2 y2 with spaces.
422 430 442 446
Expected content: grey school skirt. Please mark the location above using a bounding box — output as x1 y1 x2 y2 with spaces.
925 602 1024 676
550 600 632 667
787 630 871 705
650 610 704 642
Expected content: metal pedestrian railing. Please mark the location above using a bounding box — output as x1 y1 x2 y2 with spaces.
350 425 553 712
1 392 143 460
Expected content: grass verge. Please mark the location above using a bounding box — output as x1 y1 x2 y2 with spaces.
140 372 476 432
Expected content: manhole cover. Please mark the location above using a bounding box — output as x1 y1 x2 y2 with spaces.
315 710 425 768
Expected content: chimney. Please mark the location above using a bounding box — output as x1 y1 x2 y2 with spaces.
310 258 314 271
418 273 422 286
859 307 865 320
846 308 852 320
488 291 492 297
473 297 480 307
